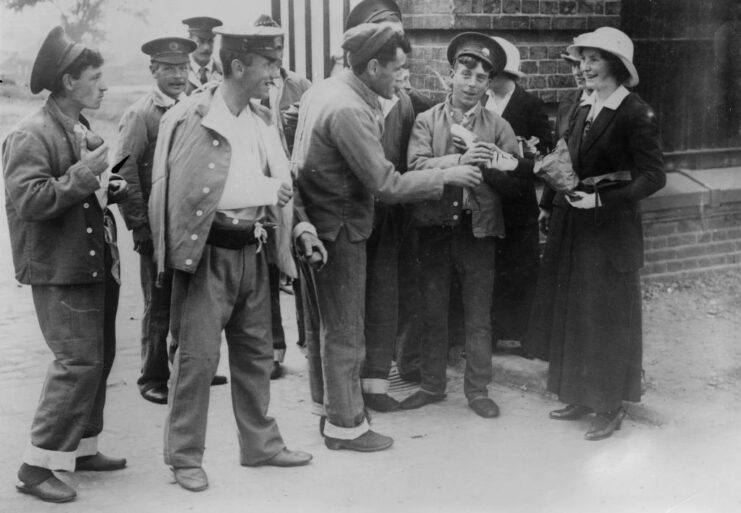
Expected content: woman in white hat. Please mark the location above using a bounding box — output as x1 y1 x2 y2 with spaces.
527 27 666 441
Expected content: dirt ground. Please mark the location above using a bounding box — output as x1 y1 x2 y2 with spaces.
1 85 741 513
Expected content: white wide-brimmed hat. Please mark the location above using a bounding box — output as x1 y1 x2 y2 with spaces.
491 36 524 78
567 27 639 87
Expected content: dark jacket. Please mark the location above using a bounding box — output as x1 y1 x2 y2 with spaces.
3 97 107 285
489 85 552 227
557 92 667 271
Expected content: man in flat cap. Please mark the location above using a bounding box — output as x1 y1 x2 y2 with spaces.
340 0 428 413
149 24 314 493
292 21 481 451
3 26 127 503
253 14 312 380
113 36 195 405
400 32 520 419
183 16 223 94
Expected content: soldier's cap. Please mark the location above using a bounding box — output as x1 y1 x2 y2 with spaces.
141 37 196 64
345 0 401 30
254 14 280 28
30 26 88 95
182 16 223 38
447 32 506 75
342 22 403 66
215 26 284 61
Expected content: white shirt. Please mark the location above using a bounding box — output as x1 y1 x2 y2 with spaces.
379 94 399 119
152 85 182 107
580 85 630 124
484 88 514 116
190 56 214 77
206 88 283 218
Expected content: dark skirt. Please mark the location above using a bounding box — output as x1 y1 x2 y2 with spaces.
526 204 643 412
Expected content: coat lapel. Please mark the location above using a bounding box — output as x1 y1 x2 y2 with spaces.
568 104 589 171
579 106 618 156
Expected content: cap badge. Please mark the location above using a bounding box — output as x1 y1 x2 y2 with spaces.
482 48 490 56
169 42 179 51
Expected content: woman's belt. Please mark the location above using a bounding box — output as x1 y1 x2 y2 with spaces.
579 170 632 192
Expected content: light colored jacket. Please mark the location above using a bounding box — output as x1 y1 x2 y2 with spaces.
407 98 520 238
292 69 445 242
148 85 296 283
114 88 173 230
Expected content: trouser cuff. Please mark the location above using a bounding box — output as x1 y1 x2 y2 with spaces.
323 418 370 440
22 443 76 471
361 378 389 394
273 349 286 363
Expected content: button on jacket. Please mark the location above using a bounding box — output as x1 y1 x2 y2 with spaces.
114 88 175 231
3 97 106 285
407 98 521 238
292 69 446 243
149 85 294 281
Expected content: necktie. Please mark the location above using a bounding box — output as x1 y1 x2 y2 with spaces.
199 66 208 85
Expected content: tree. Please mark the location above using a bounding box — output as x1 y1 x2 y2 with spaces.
3 0 147 44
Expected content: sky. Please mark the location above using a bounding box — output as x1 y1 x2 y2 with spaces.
0 0 273 65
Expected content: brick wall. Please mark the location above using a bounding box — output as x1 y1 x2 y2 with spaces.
399 0 621 103
642 207 741 280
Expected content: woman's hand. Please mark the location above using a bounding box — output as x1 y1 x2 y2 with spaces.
566 191 598 209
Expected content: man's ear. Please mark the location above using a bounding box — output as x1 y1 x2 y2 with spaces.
61 73 74 92
367 58 379 77
149 62 157 77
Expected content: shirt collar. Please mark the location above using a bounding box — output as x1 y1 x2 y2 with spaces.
340 69 382 114
445 93 482 123
152 85 181 108
190 56 213 73
580 85 630 110
378 94 399 118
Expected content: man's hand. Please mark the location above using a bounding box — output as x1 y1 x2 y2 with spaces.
80 139 109 176
538 208 551 235
281 103 300 131
442 165 482 188
489 150 519 171
460 141 495 166
296 231 328 271
107 174 128 204
132 224 153 255
566 191 598 209
277 182 293 207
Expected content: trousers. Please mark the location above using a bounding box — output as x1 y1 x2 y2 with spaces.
164 244 284 468
24 243 119 471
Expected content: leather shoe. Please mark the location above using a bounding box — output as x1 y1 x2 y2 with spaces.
324 430 393 452
270 362 283 380
400 390 446 410
363 393 400 412
75 452 127 471
245 448 312 467
211 375 228 386
468 397 500 418
550 404 593 421
16 475 76 503
172 467 208 492
585 408 627 441
141 385 168 405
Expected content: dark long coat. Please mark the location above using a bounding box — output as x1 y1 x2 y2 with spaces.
491 85 552 341
527 91 666 412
